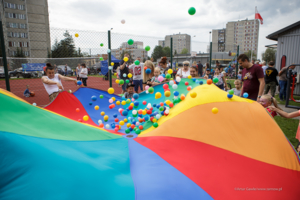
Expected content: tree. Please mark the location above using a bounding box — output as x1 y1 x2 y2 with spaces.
180 48 188 54
244 50 257 60
120 50 133 63
162 47 171 57
151 46 164 61
51 31 76 58
174 50 177 55
262 48 276 63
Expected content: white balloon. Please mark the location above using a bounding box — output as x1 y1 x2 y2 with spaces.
132 110 137 115
165 110 169 114
128 117 132 121
105 124 110 129
146 90 149 94
108 66 113 70
136 122 140 126
169 80 174 86
176 77 181 82
147 104 151 109
156 114 161 119
32 103 37 106
121 19 125 24
98 120 102 124
123 73 127 77
107 49 111 53
172 84 178 89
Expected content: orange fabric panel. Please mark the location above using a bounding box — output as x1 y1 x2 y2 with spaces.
140 101 300 171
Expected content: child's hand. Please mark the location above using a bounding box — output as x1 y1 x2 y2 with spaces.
57 82 63 90
268 106 276 111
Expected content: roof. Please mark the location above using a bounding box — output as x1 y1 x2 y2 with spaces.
266 21 300 41
265 44 277 49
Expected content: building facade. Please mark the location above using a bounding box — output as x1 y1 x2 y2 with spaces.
0 0 51 58
212 29 226 52
111 41 148 62
159 33 191 54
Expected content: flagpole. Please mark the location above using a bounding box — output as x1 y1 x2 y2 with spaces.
252 6 256 62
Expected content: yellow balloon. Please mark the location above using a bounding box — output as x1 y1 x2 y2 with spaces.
164 91 171 97
168 69 173 74
104 115 109 120
111 62 114 66
114 73 117 76
120 121 125 126
124 118 128 122
75 33 79 37
101 111 105 116
128 73 133 78
155 92 162 99
83 115 89 121
142 110 147 115
124 57 128 62
212 107 219 114
112 97 116 101
127 123 131 128
190 92 197 98
130 103 134 107
152 118 157 123
115 79 120 84
188 75 192 79
165 100 171 105
116 101 120 105
94 105 99 110
108 87 114 94
121 101 126 105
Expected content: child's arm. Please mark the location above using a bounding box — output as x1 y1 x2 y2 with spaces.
268 106 300 118
58 75 77 85
222 76 228 89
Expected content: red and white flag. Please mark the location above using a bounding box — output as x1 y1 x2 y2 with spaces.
255 7 263 25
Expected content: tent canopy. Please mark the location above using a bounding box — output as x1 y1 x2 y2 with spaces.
101 55 121 75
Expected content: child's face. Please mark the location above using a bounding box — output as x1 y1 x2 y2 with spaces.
127 87 134 94
215 68 220 74
190 68 197 77
259 98 271 108
234 82 241 89
154 70 160 77
206 71 210 75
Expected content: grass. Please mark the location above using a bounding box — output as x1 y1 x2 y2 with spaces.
88 74 118 79
274 116 299 148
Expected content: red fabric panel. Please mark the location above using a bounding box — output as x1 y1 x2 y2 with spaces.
135 136 300 200
281 55 286 69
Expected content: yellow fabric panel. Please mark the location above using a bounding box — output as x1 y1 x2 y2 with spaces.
0 88 29 104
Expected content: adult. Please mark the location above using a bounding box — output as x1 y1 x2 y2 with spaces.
238 54 265 101
190 66 198 78
76 64 81 80
261 61 267 75
251 59 255 65
167 60 171 68
64 64 68 76
80 63 88 86
278 64 296 101
143 60 155 86
176 61 190 78
119 53 130 94
42 63 77 102
197 61 203 77
159 57 168 74
264 61 278 97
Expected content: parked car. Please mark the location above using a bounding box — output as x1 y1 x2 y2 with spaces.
21 70 38 78
57 65 73 76
0 67 5 79
9 68 23 78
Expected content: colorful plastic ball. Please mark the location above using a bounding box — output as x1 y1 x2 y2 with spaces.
125 128 130 134
107 87 114 94
228 90 234 95
128 73 133 78
187 86 192 91
169 102 174 108
100 43 104 47
165 100 171 105
164 90 171 97
89 102 93 105
212 107 219 114
134 101 139 107
114 118 119 122
125 79 129 83
108 99 113 104
190 92 197 98
176 77 181 82
145 46 150 51
126 99 131 104
134 60 140 65
123 57 128 62
75 33 79 37
119 79 124 85
168 69 173 74
94 105 99 110
166 74 171 79
115 79 120 84
91 95 97 101
114 127 119 132
188 7 196 15
243 93 249 98
141 101 146 105
128 39 134 45
104 115 109 120
153 122 159 128
138 125 143 130
105 124 110 129
99 123 104 128
162 84 168 89
155 92 162 99
158 76 164 82
172 84 178 90
76 108 80 112
133 93 139 99
83 115 89 121
107 49 111 53
180 94 185 100
77 81 82 85
185 82 189 86
173 91 179 96
121 19 125 24
213 77 219 83
188 75 192 79
122 110 128 116
100 95 104 99
135 129 141 134
148 87 154 94
108 66 113 70
116 101 120 105
159 106 164 111
145 68 151 74
113 114 118 118
207 79 212 85
99 57 103 61
121 101 126 105
227 94 233 99
169 80 174 86
101 112 105 116
199 81 203 85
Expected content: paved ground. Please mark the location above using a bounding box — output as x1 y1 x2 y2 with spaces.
278 104 300 119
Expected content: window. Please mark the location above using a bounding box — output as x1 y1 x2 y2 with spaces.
13 32 19 37
20 33 27 38
19 14 26 20
7 32 12 37
20 42 28 47
24 51 29 57
17 4 25 10
6 12 17 18
4 2 16 9
6 22 18 28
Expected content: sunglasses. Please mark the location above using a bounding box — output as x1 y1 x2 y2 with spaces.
183 64 189 66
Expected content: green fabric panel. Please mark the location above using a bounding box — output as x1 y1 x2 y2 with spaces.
0 94 122 141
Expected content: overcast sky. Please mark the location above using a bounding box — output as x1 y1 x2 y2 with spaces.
48 0 300 59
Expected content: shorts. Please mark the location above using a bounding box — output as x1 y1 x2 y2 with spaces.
133 79 143 92
49 91 59 102
121 80 127 91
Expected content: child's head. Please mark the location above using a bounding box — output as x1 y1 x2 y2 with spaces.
144 60 154 74
126 84 135 94
190 66 198 77
234 79 242 89
259 94 282 110
81 63 86 68
214 67 220 74
206 69 210 75
154 67 160 77
26 85 29 89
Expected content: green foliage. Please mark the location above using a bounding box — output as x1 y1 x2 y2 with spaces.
180 48 188 54
244 50 257 60
14 48 26 57
174 50 177 55
162 46 171 57
120 50 133 63
262 48 276 63
51 31 78 58
151 46 164 61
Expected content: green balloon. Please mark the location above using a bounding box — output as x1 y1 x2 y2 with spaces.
213 77 219 83
135 129 141 134
126 79 130 83
153 122 158 128
99 95 103 99
148 87 154 93
228 90 234 95
159 106 164 111
128 39 134 45
100 43 104 47
145 46 150 51
126 99 131 104
134 127 138 131
166 74 171 79
134 60 140 65
99 57 103 61
125 128 130 134
119 79 124 85
188 7 196 15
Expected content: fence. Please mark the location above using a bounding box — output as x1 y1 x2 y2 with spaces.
0 25 241 106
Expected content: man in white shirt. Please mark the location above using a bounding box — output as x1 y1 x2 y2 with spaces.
261 61 268 75
42 63 77 102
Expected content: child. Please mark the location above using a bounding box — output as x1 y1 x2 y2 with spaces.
259 94 282 117
204 69 212 79
23 85 31 97
232 79 242 96
213 66 228 90
150 67 163 86
190 66 198 78
268 106 300 118
124 83 135 99
129 62 144 93
80 63 88 86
